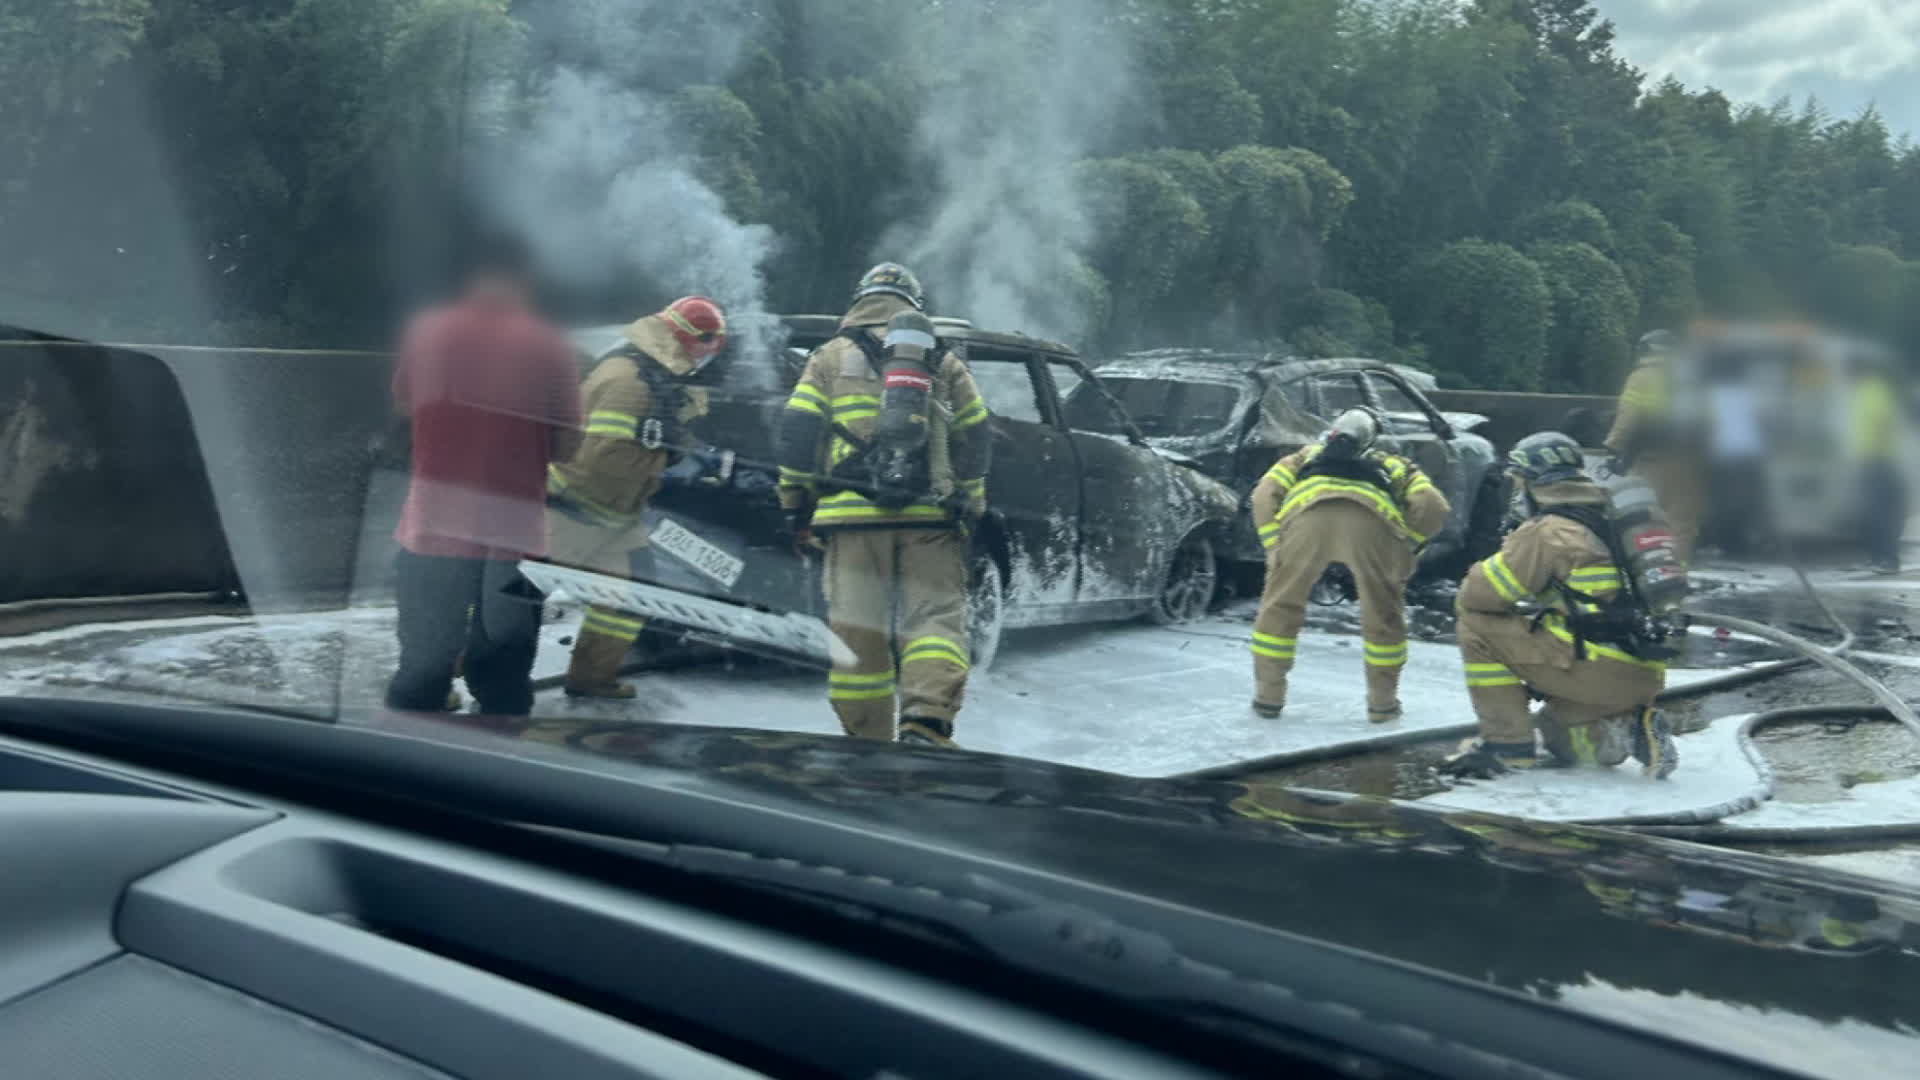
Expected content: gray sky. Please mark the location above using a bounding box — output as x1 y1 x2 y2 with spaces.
1600 0 1920 141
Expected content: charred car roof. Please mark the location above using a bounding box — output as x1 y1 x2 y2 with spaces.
1099 349 1437 388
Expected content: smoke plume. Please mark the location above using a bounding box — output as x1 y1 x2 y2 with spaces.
476 0 779 364
879 1 1140 344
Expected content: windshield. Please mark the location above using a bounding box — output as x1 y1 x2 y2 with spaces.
1063 375 1240 439
5 3 1920 1073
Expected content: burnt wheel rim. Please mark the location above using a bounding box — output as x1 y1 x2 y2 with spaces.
1161 536 1217 621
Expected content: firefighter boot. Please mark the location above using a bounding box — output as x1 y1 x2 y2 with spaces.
1630 707 1678 780
1538 707 1633 768
898 716 955 748
563 632 638 700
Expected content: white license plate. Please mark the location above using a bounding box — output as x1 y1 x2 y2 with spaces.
650 516 746 590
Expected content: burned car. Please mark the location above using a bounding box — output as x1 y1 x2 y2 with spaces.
562 317 1240 669
1068 350 1506 578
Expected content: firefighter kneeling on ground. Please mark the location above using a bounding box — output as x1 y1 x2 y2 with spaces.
774 263 993 747
545 296 728 698
1249 407 1450 722
1443 432 1679 779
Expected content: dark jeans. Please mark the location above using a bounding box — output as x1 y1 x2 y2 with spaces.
1863 461 1908 569
386 551 542 716
1708 458 1769 557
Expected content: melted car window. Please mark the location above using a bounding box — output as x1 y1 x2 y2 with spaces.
963 346 1044 422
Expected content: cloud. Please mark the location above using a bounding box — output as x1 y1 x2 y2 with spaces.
1602 0 1920 135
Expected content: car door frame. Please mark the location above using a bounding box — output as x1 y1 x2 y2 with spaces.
1360 366 1471 559
958 340 1087 630
1034 353 1177 621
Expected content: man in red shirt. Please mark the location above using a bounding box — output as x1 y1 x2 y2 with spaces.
385 234 583 716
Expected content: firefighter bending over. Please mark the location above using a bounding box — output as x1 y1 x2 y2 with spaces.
1607 329 1704 565
1249 408 1449 722
774 263 992 746
545 296 728 698
1443 432 1679 779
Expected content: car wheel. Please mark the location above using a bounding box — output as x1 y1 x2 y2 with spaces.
1150 531 1218 625
968 550 1006 673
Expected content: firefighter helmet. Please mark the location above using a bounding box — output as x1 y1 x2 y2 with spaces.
1322 407 1381 459
854 262 925 310
1638 329 1677 357
662 296 728 366
1507 431 1588 486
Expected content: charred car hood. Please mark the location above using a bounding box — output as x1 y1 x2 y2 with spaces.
380 712 1920 1076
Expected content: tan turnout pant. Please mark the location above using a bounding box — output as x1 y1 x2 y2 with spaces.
1252 501 1416 715
546 508 651 679
1637 455 1705 566
824 527 970 739
1456 610 1665 746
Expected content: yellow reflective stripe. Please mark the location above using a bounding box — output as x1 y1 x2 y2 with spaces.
586 409 639 437
812 503 949 522
583 611 645 641
1265 465 1297 488
1278 477 1406 527
1483 552 1529 604
831 394 881 408
1464 662 1517 680
830 685 897 701
834 409 879 423
902 636 970 669
1541 614 1667 671
830 670 896 686
1257 518 1283 547
786 396 825 416
1250 631 1297 660
1406 477 1439 497
790 384 828 406
954 400 990 430
1364 641 1409 667
1568 567 1621 587
779 466 818 483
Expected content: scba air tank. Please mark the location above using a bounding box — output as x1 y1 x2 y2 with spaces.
1599 468 1690 614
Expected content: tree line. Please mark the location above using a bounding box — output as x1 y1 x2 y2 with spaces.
5 0 1918 393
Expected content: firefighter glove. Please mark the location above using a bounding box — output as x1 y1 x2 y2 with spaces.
781 508 815 555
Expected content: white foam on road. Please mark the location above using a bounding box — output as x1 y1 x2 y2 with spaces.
0 604 1758 782
1418 715 1764 823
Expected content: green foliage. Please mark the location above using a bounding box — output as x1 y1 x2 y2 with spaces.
1402 240 1550 390
3 0 1916 387
1808 245 1906 339
1528 240 1638 393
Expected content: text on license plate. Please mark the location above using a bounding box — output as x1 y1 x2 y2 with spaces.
650 517 746 589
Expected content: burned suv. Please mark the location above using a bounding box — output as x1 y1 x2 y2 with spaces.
1069 351 1505 578
565 318 1240 669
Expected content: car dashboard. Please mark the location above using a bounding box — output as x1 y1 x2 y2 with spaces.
0 727 1201 1080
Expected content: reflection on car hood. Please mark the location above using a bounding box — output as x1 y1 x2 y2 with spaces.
375 712 1920 1077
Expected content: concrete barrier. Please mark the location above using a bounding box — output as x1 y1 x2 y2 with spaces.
0 332 240 602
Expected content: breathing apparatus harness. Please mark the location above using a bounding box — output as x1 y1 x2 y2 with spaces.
1535 501 1689 663
825 309 956 512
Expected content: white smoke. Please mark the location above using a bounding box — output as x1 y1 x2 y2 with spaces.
477 1 779 368
879 1 1140 344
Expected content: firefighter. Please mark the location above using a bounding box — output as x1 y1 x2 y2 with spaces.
1443 432 1677 779
1606 329 1705 564
1249 407 1450 723
545 296 728 698
1852 354 1906 575
774 263 993 747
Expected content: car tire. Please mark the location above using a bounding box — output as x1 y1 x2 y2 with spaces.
968 549 1006 673
1150 531 1218 625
